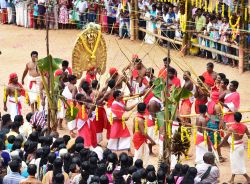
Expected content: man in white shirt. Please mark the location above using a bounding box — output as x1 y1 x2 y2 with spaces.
195 152 220 184
76 0 88 28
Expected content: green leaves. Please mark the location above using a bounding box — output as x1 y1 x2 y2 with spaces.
153 77 164 99
37 55 63 73
65 107 79 122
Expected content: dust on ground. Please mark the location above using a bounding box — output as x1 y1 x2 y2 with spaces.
1 25 250 183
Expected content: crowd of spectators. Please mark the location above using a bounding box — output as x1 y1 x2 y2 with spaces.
0 113 220 184
0 0 249 69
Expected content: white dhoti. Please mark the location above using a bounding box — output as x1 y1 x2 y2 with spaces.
57 99 66 119
8 96 22 121
23 1 28 28
147 126 157 143
7 7 13 23
229 138 246 175
27 75 41 104
133 143 149 166
107 137 131 151
195 132 208 164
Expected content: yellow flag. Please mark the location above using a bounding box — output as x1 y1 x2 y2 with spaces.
70 102 74 116
204 130 207 146
168 122 171 138
110 112 113 125
122 115 126 129
181 126 184 142
3 87 7 103
25 91 29 104
57 99 61 112
231 133 234 151
214 131 218 149
135 117 139 132
82 105 85 119
37 95 40 109
95 106 99 121
154 119 158 136
144 119 148 134
222 4 225 17
193 127 197 144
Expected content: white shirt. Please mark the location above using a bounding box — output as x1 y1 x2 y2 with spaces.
117 2 131 20
195 163 220 184
0 0 7 8
77 0 88 13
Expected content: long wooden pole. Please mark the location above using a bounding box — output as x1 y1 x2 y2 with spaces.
238 0 245 73
46 7 51 133
162 41 171 174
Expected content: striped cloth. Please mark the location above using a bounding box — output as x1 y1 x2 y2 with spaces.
30 111 47 128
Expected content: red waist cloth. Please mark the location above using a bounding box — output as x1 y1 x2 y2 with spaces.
195 98 208 114
133 132 147 150
9 99 22 115
29 80 36 90
93 106 108 133
180 99 192 115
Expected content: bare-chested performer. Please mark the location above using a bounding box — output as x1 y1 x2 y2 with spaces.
21 51 40 113
122 55 147 94
107 67 133 94
195 104 210 164
4 73 25 121
218 112 250 184
194 76 209 114
180 71 195 124
96 79 116 140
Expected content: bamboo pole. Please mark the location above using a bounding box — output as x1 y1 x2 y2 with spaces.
45 7 51 134
239 0 246 73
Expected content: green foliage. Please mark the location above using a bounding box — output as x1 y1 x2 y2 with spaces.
37 55 63 73
65 107 79 122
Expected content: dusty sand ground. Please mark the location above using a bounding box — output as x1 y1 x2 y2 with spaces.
1 24 250 183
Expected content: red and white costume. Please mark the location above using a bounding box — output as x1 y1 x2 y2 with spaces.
131 69 149 95
27 75 41 104
107 100 130 151
133 113 149 165
93 106 108 143
223 92 240 124
228 123 247 175
195 131 209 164
75 104 97 148
180 85 196 116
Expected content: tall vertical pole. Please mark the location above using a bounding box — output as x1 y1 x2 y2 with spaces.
162 41 171 174
239 0 246 73
46 6 51 133
130 0 135 40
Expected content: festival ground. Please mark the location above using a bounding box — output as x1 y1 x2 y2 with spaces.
1 24 250 183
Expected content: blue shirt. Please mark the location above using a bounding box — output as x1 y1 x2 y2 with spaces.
3 172 25 184
33 4 38 16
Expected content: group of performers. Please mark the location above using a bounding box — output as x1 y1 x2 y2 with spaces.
3 52 250 183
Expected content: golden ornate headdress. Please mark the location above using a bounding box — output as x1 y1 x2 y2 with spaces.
72 23 107 79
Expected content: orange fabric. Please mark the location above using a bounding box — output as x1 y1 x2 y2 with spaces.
202 71 215 88
180 99 192 115
158 67 167 80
